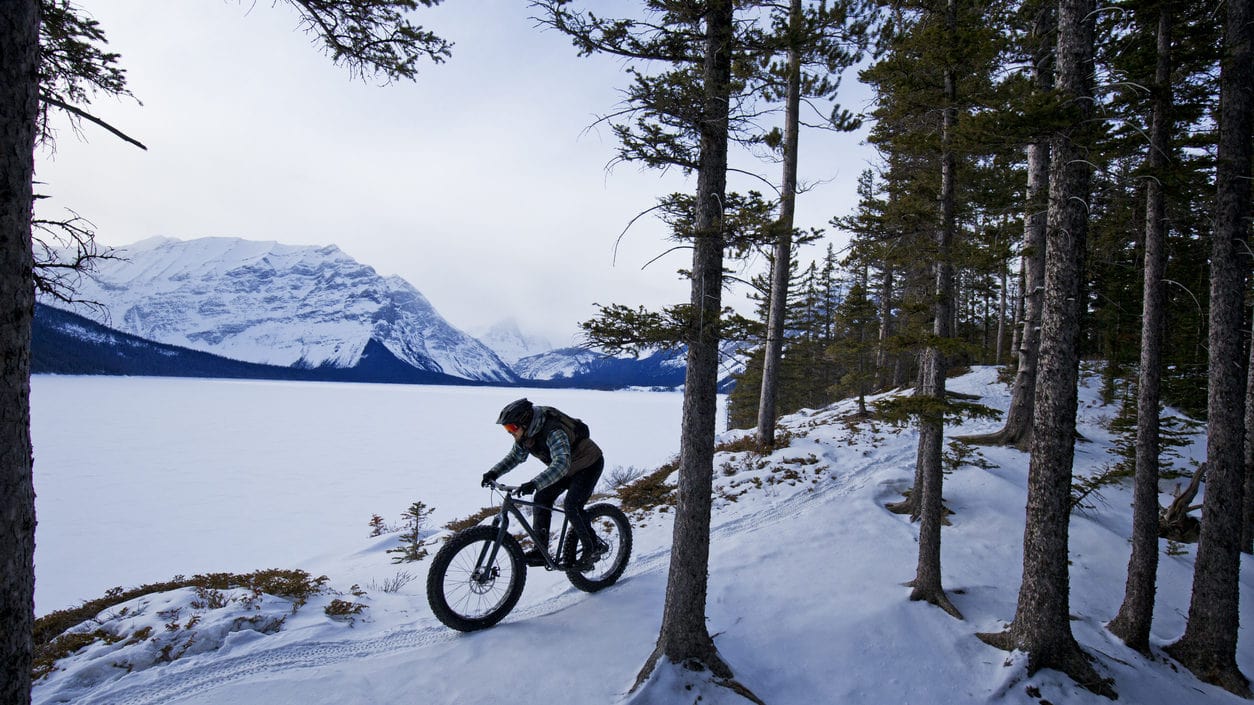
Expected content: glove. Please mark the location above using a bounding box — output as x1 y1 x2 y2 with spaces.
518 481 537 495
481 470 499 488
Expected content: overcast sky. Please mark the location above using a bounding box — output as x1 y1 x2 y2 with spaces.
35 0 876 346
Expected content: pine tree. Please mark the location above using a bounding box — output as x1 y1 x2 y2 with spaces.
752 0 875 449
828 276 879 415
0 6 41 703
959 0 1053 450
388 501 436 563
1164 0 1253 694
977 0 1115 695
1107 0 1177 657
536 3 761 694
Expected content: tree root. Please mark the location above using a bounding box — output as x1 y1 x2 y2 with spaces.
1159 463 1206 543
954 424 1031 451
1164 638 1252 698
631 645 765 705
907 583 965 620
885 494 919 519
976 628 1117 699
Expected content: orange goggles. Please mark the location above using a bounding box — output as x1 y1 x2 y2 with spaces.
503 423 522 434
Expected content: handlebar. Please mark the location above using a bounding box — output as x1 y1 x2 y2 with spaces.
486 480 520 493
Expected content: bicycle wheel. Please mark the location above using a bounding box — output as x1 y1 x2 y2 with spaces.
562 503 633 593
427 525 526 631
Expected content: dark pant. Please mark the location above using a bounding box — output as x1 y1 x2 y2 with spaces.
532 457 604 550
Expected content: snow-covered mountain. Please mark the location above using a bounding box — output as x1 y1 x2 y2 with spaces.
49 237 517 383
473 319 554 365
512 346 607 380
514 347 689 388
516 342 749 390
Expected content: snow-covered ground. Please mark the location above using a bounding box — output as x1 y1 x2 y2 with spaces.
29 368 1254 704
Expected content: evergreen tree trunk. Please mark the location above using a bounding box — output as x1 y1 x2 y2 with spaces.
0 4 40 705
978 0 1113 695
1165 0 1253 695
1107 1 1171 654
756 0 802 450
908 0 961 620
962 2 1053 450
638 4 756 699
1246 301 1254 555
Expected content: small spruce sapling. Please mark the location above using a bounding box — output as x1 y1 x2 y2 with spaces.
368 514 392 537
388 501 435 563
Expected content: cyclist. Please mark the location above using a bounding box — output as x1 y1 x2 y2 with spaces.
481 398 607 569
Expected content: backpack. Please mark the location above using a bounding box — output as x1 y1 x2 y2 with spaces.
545 407 590 444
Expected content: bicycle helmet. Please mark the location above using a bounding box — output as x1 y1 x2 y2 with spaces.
496 398 533 427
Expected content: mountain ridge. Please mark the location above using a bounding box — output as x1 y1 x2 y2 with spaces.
50 236 517 383
37 236 746 390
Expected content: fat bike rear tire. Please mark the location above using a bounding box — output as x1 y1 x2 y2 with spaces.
427 525 526 631
562 503 633 593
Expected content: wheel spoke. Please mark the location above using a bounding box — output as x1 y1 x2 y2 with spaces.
441 538 513 619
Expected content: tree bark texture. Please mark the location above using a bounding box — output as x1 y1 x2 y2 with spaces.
1245 302 1254 554
1108 3 1171 654
1165 0 1253 695
641 0 737 687
978 0 1112 695
0 3 40 705
756 0 802 450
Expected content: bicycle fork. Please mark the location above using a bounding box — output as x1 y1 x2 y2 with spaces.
472 511 512 584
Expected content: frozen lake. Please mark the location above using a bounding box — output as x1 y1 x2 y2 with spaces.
31 375 711 615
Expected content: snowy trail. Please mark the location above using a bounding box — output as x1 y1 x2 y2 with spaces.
45 438 892 705
51 627 458 705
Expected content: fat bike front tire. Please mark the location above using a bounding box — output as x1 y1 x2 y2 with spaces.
562 503 633 593
427 525 526 631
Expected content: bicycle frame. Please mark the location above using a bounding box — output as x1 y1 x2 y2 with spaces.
477 482 573 574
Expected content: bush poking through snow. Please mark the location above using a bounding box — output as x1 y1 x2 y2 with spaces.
34 569 329 650
369 570 418 594
368 513 394 537
324 599 368 621
32 569 330 682
616 459 678 513
604 464 646 489
442 505 498 534
388 501 436 563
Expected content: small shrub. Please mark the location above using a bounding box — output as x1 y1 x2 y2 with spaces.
369 571 417 594
389 501 436 563
604 465 646 489
781 454 820 466
368 514 393 537
943 440 997 473
713 430 795 455
443 506 498 534
191 587 228 610
33 630 110 680
325 599 367 620
617 459 679 513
